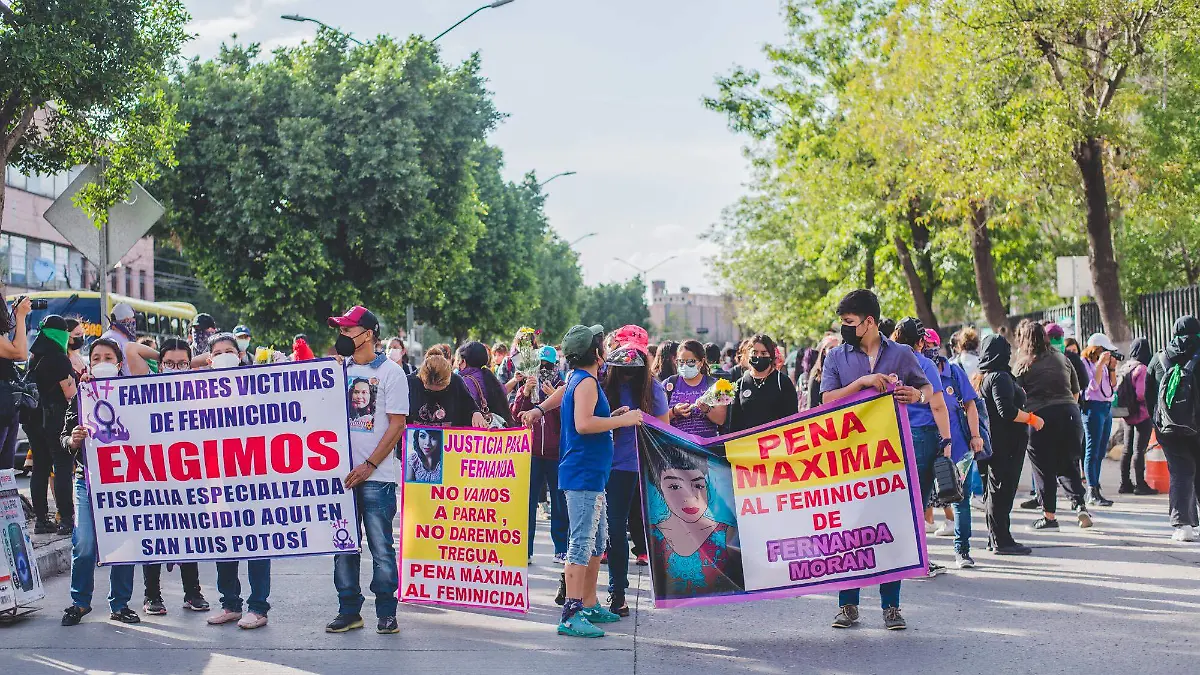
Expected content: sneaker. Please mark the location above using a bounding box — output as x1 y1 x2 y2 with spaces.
237 612 268 629
1076 508 1093 528
61 605 91 627
143 598 167 615
55 521 74 536
926 562 947 577
553 553 567 565
326 613 364 633
554 573 566 606
607 591 629 618
883 607 907 630
635 554 649 566
110 607 141 624
993 543 1033 556
528 556 534 566
600 551 608 564
1171 526 1199 542
1029 517 1059 531
970 495 986 511
1019 497 1041 510
557 612 605 638
1134 484 1159 496
207 608 242 625
377 616 400 634
581 603 622 624
934 521 954 537
1118 482 1135 494
1087 488 1113 507
183 596 210 612
34 518 56 534
924 520 936 534
831 604 860 628
954 552 975 569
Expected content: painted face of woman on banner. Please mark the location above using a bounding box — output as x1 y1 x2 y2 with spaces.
660 467 709 524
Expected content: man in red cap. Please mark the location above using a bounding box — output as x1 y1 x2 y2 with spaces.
325 306 409 635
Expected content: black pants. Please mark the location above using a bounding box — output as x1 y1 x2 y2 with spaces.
1027 404 1087 515
1121 418 1153 488
1159 435 1200 527
628 482 647 557
143 563 203 601
981 430 1027 547
25 406 73 523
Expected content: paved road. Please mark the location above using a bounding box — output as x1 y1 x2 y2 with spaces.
2 459 1198 675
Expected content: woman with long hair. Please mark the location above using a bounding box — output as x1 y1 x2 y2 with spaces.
665 340 728 438
652 340 679 382
24 315 77 535
726 334 799 433
1080 334 1119 506
458 341 514 428
406 428 444 483
804 335 841 411
1013 319 1093 531
65 317 88 378
407 351 486 428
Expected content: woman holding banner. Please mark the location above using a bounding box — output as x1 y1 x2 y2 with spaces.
60 338 140 627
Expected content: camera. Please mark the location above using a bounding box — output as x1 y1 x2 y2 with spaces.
30 299 48 310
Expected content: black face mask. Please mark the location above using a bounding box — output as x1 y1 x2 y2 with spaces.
335 333 359 357
841 323 864 349
749 356 772 373
69 336 85 350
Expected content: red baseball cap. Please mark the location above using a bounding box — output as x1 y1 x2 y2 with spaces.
613 324 650 355
924 329 941 347
327 305 380 332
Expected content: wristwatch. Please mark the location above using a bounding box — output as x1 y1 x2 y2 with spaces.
918 390 927 404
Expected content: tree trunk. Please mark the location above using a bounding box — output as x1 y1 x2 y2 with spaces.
893 233 939 333
1073 137 1131 344
969 203 1010 336
863 246 876 290
0 152 7 233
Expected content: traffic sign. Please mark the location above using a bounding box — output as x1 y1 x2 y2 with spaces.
41 165 164 268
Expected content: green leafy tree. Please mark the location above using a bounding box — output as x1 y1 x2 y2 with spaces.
529 233 583 341
578 278 650 336
155 35 497 347
0 0 189 226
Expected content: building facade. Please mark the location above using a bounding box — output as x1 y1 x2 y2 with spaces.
648 280 742 347
3 165 154 299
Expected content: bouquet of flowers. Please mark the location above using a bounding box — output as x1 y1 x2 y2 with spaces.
513 326 542 379
695 378 736 408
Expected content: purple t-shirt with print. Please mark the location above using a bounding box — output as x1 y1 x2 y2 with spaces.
667 375 721 438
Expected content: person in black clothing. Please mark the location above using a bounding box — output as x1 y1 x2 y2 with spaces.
408 350 485 428
705 343 731 380
0 295 32 471
978 334 1042 555
1146 316 1200 542
458 341 514 427
727 334 799 433
24 315 77 535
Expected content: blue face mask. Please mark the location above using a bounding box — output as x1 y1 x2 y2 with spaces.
678 364 701 380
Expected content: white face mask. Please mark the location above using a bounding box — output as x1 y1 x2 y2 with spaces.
210 352 241 370
90 362 120 379
236 338 251 352
678 364 701 380
387 348 404 362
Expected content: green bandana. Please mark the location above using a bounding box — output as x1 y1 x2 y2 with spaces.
39 326 69 353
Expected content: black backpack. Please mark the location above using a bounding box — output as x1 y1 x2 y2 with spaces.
1155 352 1200 438
1112 362 1139 419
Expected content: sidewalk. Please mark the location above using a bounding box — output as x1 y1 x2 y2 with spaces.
13 472 73 579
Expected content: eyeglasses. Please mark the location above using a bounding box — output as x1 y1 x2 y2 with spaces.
161 361 190 371
674 358 700 367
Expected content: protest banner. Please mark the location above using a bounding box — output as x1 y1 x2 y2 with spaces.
0 469 45 614
400 426 532 612
638 389 926 608
81 359 359 565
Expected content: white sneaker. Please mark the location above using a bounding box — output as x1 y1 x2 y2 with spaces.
924 520 936 534
237 612 268 629
934 521 954 537
970 496 986 511
1171 526 1199 543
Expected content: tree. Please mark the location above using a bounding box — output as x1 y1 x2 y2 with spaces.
529 233 583 341
578 278 650 336
1 0 189 226
155 35 497 347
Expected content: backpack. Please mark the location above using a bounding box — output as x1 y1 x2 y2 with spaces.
464 372 507 429
1155 352 1200 438
1112 361 1139 419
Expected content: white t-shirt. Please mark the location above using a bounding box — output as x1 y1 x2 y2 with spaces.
345 356 410 483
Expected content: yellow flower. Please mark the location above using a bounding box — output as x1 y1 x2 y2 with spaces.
715 379 734 393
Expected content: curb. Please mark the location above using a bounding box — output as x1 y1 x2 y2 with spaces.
32 534 73 580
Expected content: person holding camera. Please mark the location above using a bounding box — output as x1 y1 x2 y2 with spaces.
0 295 32 471
1081 333 1120 507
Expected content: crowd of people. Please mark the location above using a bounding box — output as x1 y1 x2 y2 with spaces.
2 286 1199 638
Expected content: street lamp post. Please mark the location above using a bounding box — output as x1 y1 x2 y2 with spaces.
538 171 577 188
433 0 516 42
568 232 597 247
613 255 677 278
281 14 364 45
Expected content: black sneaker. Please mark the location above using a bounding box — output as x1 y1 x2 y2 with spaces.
1118 482 1135 494
607 591 629 618
554 573 566 606
34 518 56 534
144 598 167 615
325 613 364 633
1134 484 1159 496
183 595 210 612
994 543 1033 555
1029 517 1059 530
61 605 91 626
55 521 74 536
377 616 400 634
1019 497 1041 510
110 607 141 624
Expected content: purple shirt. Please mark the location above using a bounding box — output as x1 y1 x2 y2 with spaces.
612 378 669 472
1083 359 1115 403
666 375 721 438
821 337 935 423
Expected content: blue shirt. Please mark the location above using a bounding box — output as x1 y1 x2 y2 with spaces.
905 353 944 428
559 369 614 491
937 360 977 461
821 337 933 398
612 378 669 472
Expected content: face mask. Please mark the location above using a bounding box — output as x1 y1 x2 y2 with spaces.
90 362 119 379
69 337 85 350
749 356 772 373
841 323 864 349
922 347 940 361
236 339 251 352
210 352 241 370
335 334 359 358
678 364 701 380
387 348 404 362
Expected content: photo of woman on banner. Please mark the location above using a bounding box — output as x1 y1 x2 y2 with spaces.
405 428 444 485
642 430 744 600
348 377 377 432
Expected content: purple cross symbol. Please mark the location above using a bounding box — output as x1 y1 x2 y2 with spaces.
96 379 115 398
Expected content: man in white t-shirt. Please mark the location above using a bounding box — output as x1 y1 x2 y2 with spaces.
325 305 408 635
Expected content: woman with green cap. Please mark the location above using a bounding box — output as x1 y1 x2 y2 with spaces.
24 314 78 534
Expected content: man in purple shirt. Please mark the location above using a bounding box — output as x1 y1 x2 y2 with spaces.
821 290 953 631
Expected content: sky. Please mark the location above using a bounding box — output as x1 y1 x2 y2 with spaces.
183 0 786 296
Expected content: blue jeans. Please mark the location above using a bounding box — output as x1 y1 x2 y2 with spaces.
216 559 271 615
334 481 398 618
1082 400 1112 487
604 469 638 595
564 490 608 566
70 475 135 611
839 582 900 609
953 471 973 555
528 456 568 557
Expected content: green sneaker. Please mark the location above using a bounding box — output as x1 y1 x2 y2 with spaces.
582 603 622 624
557 613 605 638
